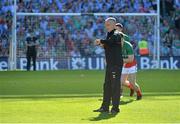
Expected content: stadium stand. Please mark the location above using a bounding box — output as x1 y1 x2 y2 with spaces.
0 0 179 57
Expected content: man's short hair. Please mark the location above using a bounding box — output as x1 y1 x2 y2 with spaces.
116 23 123 28
105 17 116 23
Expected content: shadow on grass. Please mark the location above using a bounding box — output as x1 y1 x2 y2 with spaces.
82 100 133 122
98 98 134 105
120 99 134 105
88 112 118 121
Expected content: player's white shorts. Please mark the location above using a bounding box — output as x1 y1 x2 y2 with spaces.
122 65 137 74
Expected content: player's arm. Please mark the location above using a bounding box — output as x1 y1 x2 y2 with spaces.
26 37 31 47
25 37 30 51
34 37 39 49
123 54 134 63
123 42 134 63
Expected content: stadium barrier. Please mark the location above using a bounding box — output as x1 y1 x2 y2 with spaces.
0 56 179 71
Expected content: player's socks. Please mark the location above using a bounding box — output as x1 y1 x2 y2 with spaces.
136 88 142 96
136 89 142 100
126 81 135 96
128 82 135 96
126 81 134 90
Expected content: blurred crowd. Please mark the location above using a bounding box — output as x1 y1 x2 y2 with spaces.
0 0 13 57
16 15 156 58
160 0 180 56
0 0 180 57
17 0 157 13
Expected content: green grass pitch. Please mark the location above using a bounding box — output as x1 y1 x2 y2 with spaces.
0 70 180 123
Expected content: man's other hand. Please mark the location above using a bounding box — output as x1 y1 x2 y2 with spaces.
95 39 101 45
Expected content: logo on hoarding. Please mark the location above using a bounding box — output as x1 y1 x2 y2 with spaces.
140 57 179 69
19 58 60 70
0 57 179 71
71 58 86 69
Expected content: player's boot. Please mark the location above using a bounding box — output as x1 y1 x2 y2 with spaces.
136 94 142 100
120 95 123 99
136 88 142 100
120 87 123 99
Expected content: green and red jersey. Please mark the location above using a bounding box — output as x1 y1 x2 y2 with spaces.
122 40 136 68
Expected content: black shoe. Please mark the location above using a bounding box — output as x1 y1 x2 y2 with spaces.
93 108 109 113
130 89 134 97
110 108 120 114
136 95 142 100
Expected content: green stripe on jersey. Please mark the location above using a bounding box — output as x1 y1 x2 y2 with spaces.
122 40 133 58
123 34 130 42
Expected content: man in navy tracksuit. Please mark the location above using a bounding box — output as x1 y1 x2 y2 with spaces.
94 17 123 114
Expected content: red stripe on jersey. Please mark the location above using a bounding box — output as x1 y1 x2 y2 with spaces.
124 59 137 68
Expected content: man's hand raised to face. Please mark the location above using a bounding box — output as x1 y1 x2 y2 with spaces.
95 39 101 45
